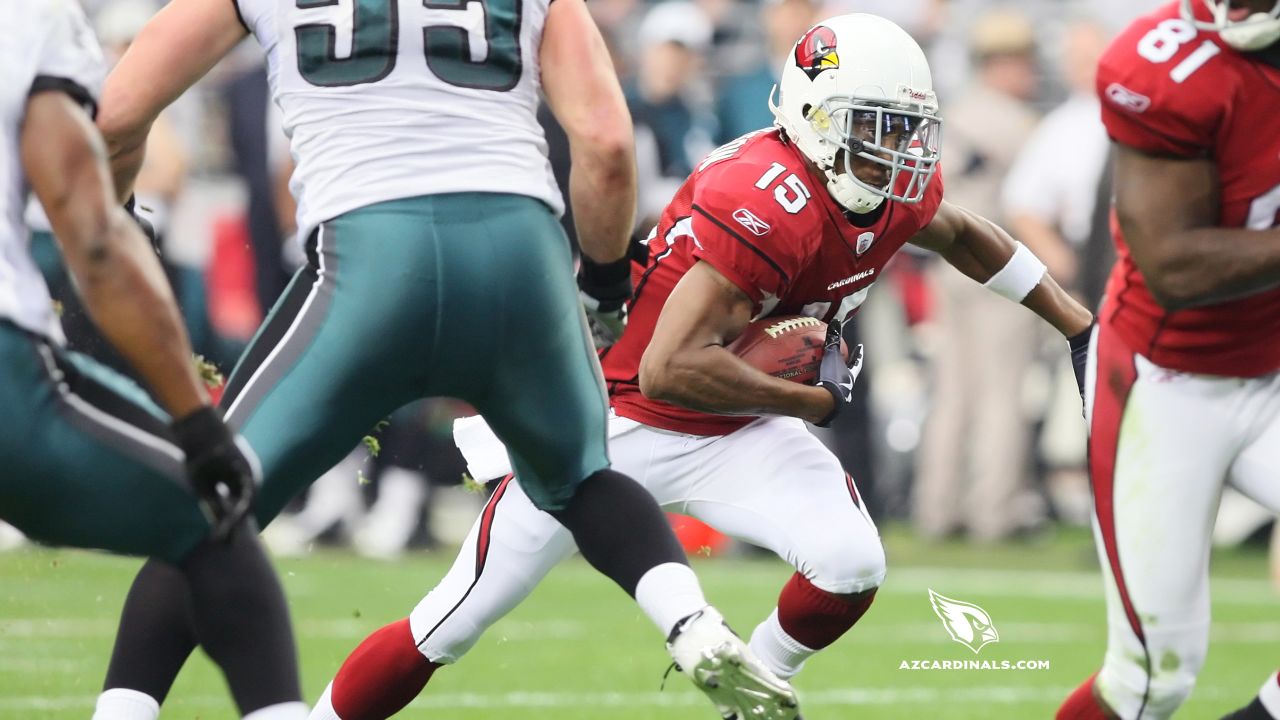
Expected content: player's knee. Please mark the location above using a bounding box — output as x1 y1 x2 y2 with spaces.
806 531 886 595
511 455 605 514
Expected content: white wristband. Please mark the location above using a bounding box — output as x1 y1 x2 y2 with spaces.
983 241 1047 302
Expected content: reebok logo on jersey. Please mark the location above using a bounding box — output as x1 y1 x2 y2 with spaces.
1105 83 1151 113
827 268 875 291
733 208 771 237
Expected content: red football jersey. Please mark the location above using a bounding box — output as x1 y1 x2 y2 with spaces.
603 128 943 435
1097 1 1280 377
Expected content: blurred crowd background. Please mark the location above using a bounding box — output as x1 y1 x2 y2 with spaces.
8 0 1273 560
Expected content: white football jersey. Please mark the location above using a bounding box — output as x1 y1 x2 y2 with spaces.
237 0 562 242
0 0 105 342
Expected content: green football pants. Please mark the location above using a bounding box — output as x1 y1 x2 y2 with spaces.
220 192 610 519
0 323 210 563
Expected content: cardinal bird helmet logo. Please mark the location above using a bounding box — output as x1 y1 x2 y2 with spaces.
795 25 840 80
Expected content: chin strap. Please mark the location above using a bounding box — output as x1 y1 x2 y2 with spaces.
825 169 884 215
1221 15 1280 50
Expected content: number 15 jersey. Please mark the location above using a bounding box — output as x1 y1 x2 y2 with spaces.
235 0 560 242
603 128 943 436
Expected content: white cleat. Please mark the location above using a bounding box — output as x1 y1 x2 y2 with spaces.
667 607 801 720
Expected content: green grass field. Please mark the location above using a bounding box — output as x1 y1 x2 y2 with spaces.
0 526 1275 719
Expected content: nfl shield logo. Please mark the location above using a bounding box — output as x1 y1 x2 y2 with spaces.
856 232 875 255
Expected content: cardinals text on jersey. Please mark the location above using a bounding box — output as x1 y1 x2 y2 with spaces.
602 128 943 435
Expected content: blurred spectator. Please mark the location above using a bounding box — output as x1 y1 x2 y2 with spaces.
588 0 644 79
27 0 207 379
1003 19 1113 312
225 66 292 313
714 0 821 144
97 0 187 230
1001 19 1113 526
914 9 1042 542
629 1 718 225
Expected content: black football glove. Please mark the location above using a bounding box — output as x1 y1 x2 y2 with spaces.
171 407 258 542
1067 320 1095 404
579 255 632 349
123 194 160 251
815 319 865 428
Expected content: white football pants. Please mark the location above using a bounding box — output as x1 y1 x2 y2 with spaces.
1086 322 1280 719
408 413 885 663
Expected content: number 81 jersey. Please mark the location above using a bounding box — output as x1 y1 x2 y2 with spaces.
1097 1 1280 377
603 128 943 436
236 0 560 242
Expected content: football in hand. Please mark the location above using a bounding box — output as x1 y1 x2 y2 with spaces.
726 315 846 385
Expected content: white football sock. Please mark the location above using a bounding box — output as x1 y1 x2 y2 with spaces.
307 683 340 720
748 608 817 679
92 688 159 720
634 562 709 636
1259 670 1280 718
243 700 310 720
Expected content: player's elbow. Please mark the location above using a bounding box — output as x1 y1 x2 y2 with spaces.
1142 259 1204 311
638 354 672 402
573 125 634 177
638 348 688 403
1145 277 1190 311
96 100 150 164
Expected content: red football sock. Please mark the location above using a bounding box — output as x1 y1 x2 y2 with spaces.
1057 673 1112 720
331 618 440 720
775 572 875 650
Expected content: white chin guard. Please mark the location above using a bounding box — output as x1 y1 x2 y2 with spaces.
1220 13 1280 50
827 171 885 214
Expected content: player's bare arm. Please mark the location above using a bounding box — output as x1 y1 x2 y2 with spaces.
912 199 1093 338
541 0 636 264
640 261 836 424
1114 142 1280 310
97 0 247 202
21 91 209 419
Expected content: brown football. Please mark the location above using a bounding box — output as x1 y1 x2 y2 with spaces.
725 315 844 385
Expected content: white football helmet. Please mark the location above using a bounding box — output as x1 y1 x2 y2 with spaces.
1182 0 1280 50
769 14 941 214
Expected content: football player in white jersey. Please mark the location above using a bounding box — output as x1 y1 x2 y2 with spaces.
2 2 304 719
88 2 799 720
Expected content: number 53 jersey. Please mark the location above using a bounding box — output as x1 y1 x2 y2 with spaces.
1097 1 1280 377
603 128 943 436
235 0 561 242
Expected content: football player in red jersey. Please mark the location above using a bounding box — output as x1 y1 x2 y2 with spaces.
1056 2 1280 720
308 14 1093 720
